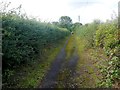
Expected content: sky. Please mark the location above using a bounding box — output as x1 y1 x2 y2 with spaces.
2 0 120 24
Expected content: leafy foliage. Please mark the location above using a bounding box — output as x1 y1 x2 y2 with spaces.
59 16 73 31
74 18 119 88
95 20 120 87
1 9 70 84
2 13 69 68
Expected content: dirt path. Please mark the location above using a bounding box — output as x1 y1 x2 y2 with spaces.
39 34 100 88
39 36 71 88
57 48 79 88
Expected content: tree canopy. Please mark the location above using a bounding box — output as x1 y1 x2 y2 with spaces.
59 16 72 31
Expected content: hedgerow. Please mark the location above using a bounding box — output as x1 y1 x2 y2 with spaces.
1 11 70 82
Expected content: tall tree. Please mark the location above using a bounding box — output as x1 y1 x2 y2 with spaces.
59 16 72 31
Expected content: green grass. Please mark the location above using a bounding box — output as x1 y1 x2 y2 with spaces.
65 35 76 60
73 27 102 88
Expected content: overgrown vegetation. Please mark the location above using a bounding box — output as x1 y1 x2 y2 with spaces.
1 1 119 88
2 13 69 69
95 19 120 87
73 22 100 88
74 18 120 88
1 2 70 88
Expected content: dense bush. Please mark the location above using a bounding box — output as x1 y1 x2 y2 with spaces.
95 19 120 87
2 13 70 72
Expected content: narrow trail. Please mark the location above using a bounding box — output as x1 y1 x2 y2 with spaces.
39 36 71 88
39 34 100 88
